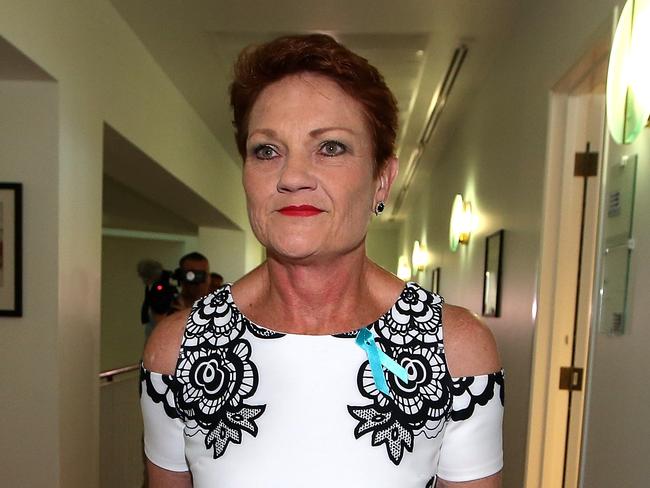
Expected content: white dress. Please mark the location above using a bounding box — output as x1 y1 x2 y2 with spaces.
141 282 504 487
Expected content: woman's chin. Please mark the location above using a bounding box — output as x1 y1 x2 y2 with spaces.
266 243 322 263
265 236 365 265
263 233 333 261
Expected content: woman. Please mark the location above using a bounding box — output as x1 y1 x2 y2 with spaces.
141 34 503 488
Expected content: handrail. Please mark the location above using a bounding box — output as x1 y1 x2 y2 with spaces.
99 363 140 382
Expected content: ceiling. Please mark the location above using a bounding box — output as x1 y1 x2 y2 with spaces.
110 0 519 220
0 35 53 81
103 124 238 230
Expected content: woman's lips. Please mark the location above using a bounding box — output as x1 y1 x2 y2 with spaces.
278 205 324 217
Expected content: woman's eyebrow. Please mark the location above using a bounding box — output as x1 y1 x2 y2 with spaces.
248 128 277 140
309 127 358 138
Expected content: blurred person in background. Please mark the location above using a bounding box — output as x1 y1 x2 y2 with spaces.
208 272 224 293
173 252 210 310
136 259 164 339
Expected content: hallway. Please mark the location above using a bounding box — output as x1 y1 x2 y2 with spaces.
1 1 648 487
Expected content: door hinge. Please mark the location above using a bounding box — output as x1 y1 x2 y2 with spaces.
559 366 584 391
574 145 599 177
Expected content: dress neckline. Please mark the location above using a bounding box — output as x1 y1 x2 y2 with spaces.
225 281 416 337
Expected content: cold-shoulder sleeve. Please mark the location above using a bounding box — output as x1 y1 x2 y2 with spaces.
140 365 189 472
437 370 504 482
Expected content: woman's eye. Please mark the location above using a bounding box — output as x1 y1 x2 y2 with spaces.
319 140 347 157
253 144 279 160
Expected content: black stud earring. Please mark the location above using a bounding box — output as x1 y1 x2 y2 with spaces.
374 201 385 215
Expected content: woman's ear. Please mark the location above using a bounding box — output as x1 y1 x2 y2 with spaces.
375 156 399 204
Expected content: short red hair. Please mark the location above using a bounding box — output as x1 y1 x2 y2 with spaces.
230 34 398 175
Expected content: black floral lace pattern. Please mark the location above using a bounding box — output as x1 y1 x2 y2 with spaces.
449 371 505 421
184 287 247 347
346 283 505 466
347 283 451 465
142 285 283 459
378 284 443 346
140 365 181 420
142 282 504 469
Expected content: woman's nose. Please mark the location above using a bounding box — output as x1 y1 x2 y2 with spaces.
276 154 317 193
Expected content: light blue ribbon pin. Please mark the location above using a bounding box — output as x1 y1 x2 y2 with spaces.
355 328 409 396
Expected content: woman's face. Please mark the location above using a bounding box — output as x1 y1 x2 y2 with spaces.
243 72 396 263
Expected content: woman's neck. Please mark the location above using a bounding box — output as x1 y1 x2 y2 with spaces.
233 248 403 335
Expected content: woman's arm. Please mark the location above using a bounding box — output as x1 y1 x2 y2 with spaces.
142 310 193 487
436 471 502 488
146 460 192 488
438 305 503 488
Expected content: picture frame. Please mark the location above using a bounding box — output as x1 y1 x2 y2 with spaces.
482 229 504 317
0 183 23 316
431 267 441 294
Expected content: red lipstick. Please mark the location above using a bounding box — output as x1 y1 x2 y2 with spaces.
278 205 324 217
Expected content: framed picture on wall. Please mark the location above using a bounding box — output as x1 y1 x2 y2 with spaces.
482 229 504 317
0 183 23 317
431 267 441 294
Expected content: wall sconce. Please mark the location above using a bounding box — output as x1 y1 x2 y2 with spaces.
412 240 429 272
606 0 650 144
397 256 412 281
449 194 474 252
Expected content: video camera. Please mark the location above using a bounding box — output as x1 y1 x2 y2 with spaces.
141 267 208 323
145 270 178 318
174 268 208 285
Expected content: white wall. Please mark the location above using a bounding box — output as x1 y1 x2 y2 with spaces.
0 1 259 485
199 226 248 283
397 1 621 486
581 129 650 486
0 80 60 486
366 224 400 275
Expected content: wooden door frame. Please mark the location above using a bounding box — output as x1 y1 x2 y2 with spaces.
524 31 611 488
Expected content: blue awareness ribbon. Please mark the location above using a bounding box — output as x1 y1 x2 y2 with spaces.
355 328 409 396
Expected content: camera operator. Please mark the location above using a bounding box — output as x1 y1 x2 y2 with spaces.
172 252 210 311
137 259 165 339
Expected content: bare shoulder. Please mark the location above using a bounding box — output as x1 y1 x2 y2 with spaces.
441 304 501 378
143 308 191 375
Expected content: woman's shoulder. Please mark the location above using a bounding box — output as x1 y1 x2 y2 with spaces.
230 267 265 309
441 303 501 378
143 308 191 375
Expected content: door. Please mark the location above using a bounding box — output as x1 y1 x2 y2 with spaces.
561 93 605 488
525 45 608 488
